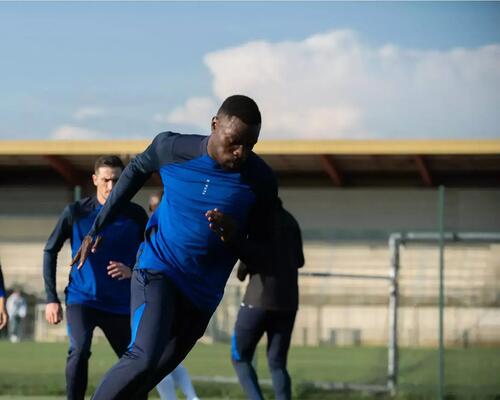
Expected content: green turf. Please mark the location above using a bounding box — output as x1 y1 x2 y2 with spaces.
0 341 499 399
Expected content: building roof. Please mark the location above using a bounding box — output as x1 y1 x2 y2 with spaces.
1 139 499 187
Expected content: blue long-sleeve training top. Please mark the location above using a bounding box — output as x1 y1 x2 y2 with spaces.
88 132 278 312
43 196 148 314
0 264 5 297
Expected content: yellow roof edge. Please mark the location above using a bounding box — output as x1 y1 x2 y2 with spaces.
0 139 499 155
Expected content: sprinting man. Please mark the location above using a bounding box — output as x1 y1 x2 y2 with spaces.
43 155 148 400
0 262 8 330
71 95 277 399
231 198 304 400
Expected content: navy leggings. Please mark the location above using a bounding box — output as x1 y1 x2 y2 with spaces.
66 304 130 400
231 304 296 400
92 269 211 400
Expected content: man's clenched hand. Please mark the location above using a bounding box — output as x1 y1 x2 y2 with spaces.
205 208 238 242
45 302 63 325
107 261 132 280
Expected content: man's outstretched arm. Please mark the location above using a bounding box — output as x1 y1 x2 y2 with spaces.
72 132 179 268
43 205 72 324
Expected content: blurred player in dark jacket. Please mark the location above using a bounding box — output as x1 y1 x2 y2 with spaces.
232 198 304 400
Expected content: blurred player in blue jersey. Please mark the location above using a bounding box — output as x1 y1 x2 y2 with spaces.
43 155 148 400
0 263 8 330
71 95 278 399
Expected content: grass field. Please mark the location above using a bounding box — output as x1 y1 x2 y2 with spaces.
0 341 499 399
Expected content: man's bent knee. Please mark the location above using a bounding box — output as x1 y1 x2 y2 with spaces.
122 349 158 376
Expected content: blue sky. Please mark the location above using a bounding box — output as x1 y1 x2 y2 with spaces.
0 1 499 140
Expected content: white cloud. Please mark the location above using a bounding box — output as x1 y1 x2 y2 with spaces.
168 30 500 139
73 107 106 121
157 97 218 129
50 125 108 140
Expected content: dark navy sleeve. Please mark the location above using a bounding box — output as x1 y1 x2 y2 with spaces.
43 205 73 303
0 264 5 297
89 132 179 237
228 160 278 270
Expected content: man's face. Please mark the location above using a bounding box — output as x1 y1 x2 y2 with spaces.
92 166 122 203
209 114 260 171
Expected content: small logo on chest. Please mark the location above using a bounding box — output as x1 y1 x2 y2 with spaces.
202 179 210 195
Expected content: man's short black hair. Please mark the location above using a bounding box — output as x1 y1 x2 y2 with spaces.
217 95 261 126
94 155 125 173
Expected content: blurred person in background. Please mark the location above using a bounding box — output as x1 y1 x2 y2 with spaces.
149 191 200 400
6 286 27 342
231 198 304 400
43 155 148 400
0 263 8 331
156 361 200 400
